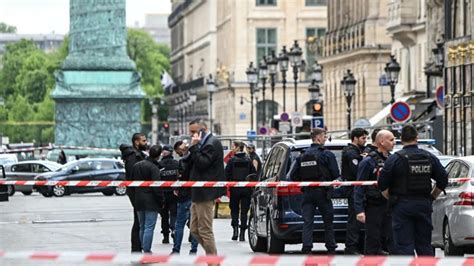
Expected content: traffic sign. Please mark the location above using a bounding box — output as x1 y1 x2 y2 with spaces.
435 85 444 109
279 121 291 133
390 101 412 122
280 112 289 122
311 116 324 129
259 127 267 135
247 130 257 141
291 112 303 127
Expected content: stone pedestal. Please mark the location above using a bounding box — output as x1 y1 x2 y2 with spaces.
52 0 144 148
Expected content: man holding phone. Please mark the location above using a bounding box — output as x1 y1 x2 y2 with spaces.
185 119 225 255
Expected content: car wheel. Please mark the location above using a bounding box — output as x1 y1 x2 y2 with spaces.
41 188 53 197
21 191 33 196
248 208 267 252
102 191 114 196
443 220 464 256
266 214 285 254
7 185 15 196
52 185 66 197
114 186 127 196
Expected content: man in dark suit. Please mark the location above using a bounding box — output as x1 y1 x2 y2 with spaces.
186 119 225 255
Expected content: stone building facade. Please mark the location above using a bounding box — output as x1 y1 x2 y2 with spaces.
166 0 327 136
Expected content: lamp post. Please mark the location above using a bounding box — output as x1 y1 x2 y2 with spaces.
341 69 357 131
149 97 159 145
267 50 278 121
433 39 445 69
246 62 258 131
278 46 289 112
258 57 268 127
385 55 401 105
206 74 217 131
288 40 303 112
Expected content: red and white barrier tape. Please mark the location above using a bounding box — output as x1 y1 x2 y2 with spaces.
0 251 473 265
0 178 472 188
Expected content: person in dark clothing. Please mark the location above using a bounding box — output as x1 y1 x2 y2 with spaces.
378 125 448 256
341 128 368 255
288 128 340 254
57 149 67 165
158 145 179 244
246 144 262 177
171 140 199 255
354 130 395 255
225 141 256 241
132 145 164 253
186 119 225 255
119 133 148 253
363 128 382 154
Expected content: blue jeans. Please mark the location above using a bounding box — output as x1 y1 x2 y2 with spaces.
172 199 198 253
137 211 159 253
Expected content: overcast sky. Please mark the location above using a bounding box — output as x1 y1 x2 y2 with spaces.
0 0 172 34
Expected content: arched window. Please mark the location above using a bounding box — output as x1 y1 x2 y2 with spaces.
256 100 279 127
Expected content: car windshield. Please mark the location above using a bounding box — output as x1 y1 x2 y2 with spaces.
55 161 81 172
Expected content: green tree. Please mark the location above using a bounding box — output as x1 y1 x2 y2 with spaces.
8 95 34 121
15 51 52 103
0 22 17 33
127 29 170 121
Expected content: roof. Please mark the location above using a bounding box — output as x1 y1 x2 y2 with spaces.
456 156 474 164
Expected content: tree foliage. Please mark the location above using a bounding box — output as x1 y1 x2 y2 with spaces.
0 22 17 33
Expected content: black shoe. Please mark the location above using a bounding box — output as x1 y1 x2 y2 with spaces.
327 250 336 255
301 249 312 254
171 230 175 240
189 250 197 255
239 229 246 242
231 226 238 241
344 248 360 255
188 234 192 243
162 235 170 244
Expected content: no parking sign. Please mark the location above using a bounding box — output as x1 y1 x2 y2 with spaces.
390 101 412 122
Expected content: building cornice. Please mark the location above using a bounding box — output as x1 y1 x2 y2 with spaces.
320 46 391 65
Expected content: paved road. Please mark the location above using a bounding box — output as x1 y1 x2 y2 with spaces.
0 192 464 265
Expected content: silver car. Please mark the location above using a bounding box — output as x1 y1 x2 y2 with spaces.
5 160 62 196
432 156 474 256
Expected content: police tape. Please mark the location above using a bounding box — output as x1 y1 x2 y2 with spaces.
0 178 472 188
0 251 473 265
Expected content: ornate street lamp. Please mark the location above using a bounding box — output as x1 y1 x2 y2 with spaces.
206 74 217 130
433 38 445 68
267 50 278 120
288 40 303 112
246 62 258 131
311 60 323 84
341 69 356 131
258 57 268 127
278 46 289 112
386 55 401 104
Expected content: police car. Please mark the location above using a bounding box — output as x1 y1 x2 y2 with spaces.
248 138 351 254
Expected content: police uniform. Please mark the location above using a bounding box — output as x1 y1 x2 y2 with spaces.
354 150 393 255
159 154 180 243
225 152 256 241
341 143 365 253
378 145 448 255
289 143 340 254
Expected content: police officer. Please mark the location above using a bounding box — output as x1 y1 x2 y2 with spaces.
341 128 368 254
225 141 256 241
363 128 382 154
246 144 262 177
354 130 395 255
378 125 448 256
158 145 180 244
288 128 339 254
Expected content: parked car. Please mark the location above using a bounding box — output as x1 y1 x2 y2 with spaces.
0 164 8 202
34 158 126 197
437 155 456 168
248 138 352 254
393 139 443 156
0 154 18 166
4 160 61 196
431 156 474 256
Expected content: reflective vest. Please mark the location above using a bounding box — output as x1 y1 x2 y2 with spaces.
392 149 433 198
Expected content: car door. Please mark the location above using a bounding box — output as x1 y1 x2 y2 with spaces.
66 160 95 193
255 148 277 234
91 160 118 192
9 163 32 181
432 161 460 244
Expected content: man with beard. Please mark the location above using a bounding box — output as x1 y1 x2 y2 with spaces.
120 133 148 252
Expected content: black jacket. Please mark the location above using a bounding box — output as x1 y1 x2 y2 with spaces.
186 133 225 202
132 158 164 212
120 144 146 205
176 156 192 202
159 155 180 193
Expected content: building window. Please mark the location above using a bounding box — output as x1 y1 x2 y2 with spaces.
256 28 277 62
305 0 327 6
256 0 276 6
305 27 326 75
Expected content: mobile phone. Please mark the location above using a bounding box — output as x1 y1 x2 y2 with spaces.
199 128 206 138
